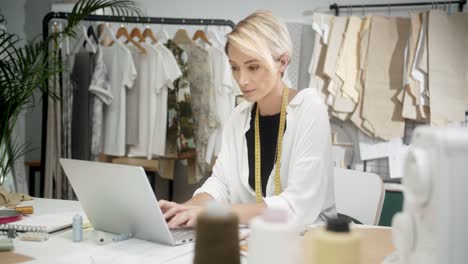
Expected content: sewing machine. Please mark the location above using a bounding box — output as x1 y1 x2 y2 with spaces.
391 126 468 264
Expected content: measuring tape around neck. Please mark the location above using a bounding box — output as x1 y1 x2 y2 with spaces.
254 87 289 203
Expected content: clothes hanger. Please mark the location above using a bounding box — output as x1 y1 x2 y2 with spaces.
192 23 212 45
129 27 145 42
206 28 223 47
143 25 158 44
155 22 170 43
71 25 97 54
87 25 99 44
98 23 118 47
173 20 194 46
114 23 146 53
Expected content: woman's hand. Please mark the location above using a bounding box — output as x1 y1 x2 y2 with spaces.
159 200 203 228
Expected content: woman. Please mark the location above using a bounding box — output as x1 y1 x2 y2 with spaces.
159 10 336 228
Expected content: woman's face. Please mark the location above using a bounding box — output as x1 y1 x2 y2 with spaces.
228 44 281 102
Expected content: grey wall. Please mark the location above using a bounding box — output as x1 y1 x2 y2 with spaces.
0 0 53 161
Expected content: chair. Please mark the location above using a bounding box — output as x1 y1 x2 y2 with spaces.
333 168 385 225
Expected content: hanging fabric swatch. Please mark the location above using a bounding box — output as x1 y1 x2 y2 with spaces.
361 16 410 140
350 16 373 137
428 10 468 126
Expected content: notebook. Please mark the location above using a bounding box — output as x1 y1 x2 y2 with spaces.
0 211 86 234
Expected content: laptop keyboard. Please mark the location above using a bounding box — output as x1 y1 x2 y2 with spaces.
171 228 194 243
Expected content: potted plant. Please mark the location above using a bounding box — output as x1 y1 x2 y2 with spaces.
0 0 141 188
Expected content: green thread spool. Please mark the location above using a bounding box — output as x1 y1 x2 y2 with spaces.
193 202 240 264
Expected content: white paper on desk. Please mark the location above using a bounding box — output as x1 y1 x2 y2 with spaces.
58 239 194 264
388 138 409 179
358 131 390 160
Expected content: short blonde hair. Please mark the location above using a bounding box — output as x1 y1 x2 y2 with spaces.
225 10 292 72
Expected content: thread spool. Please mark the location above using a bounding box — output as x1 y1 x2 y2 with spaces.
193 202 240 264
72 214 83 242
0 238 14 251
304 218 360 264
93 230 108 245
15 206 34 214
247 209 298 264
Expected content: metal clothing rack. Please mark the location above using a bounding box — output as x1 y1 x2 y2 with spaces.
39 12 236 199
330 0 466 16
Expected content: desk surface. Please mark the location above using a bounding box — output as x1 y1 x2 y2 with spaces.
0 198 394 264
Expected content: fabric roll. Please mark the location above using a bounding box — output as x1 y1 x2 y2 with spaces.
428 10 468 126
361 16 410 140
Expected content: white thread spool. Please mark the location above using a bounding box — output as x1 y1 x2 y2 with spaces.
247 209 298 264
93 230 108 245
72 214 83 242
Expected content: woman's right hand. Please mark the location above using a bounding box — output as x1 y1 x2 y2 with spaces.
159 199 203 228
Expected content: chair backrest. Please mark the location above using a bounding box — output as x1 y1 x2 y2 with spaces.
333 168 385 225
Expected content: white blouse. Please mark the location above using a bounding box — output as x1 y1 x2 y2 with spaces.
194 88 337 226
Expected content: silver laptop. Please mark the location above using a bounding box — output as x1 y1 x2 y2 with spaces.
60 158 194 246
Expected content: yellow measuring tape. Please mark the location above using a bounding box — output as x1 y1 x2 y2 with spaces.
255 87 289 203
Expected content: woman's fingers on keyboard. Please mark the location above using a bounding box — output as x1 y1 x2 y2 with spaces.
168 211 191 229
163 205 188 220
159 200 178 213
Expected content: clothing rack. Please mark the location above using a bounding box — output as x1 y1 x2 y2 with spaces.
330 0 466 16
39 12 236 198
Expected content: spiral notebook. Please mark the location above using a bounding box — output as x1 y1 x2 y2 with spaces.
0 211 86 234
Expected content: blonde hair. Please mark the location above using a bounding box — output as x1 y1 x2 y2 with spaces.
225 10 292 72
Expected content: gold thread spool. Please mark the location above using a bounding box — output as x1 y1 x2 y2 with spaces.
194 203 240 264
304 218 361 264
15 206 34 215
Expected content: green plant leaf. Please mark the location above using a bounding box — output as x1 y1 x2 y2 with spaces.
0 0 141 183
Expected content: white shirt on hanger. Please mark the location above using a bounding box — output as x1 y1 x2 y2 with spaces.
101 42 137 156
205 42 238 164
151 42 182 157
195 88 337 226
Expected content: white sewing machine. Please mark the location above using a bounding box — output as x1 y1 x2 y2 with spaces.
390 126 468 264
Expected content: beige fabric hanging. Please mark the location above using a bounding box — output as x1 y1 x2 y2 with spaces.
428 10 468 126
336 16 362 103
361 16 410 140
322 16 347 107
309 13 332 102
350 17 373 137
402 13 429 121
